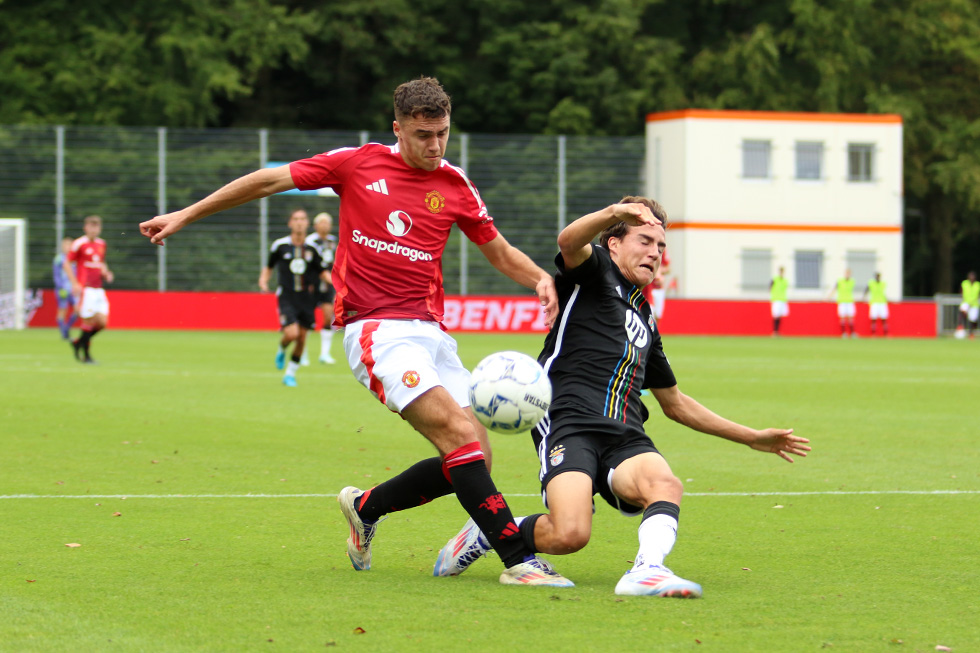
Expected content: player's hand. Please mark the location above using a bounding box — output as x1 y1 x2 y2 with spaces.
749 428 810 462
612 203 661 228
71 281 82 297
104 269 114 284
258 279 269 293
536 275 558 329
140 212 188 246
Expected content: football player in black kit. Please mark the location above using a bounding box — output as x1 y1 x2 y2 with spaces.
434 197 811 596
259 208 330 387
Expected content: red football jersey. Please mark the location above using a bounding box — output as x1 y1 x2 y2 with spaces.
67 237 107 288
290 143 499 326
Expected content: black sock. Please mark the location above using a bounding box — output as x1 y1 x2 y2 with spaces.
642 501 680 523
355 457 453 523
518 513 543 554
77 327 101 353
448 460 527 568
290 353 301 363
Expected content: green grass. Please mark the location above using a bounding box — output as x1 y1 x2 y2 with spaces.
2 330 978 652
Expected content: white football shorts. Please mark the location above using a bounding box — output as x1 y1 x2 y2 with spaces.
869 303 889 320
343 318 471 413
837 302 856 319
78 287 110 319
960 303 979 322
771 300 789 319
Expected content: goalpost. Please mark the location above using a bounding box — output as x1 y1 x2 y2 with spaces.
0 218 28 330
934 293 965 337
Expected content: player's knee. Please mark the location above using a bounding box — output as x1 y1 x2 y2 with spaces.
646 473 683 503
552 523 591 553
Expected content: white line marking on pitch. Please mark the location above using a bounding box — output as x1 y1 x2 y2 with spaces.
1 490 978 500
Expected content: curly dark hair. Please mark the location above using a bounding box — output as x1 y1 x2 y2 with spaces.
598 196 668 248
393 77 452 121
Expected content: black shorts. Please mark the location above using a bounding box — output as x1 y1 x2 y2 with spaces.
531 417 660 516
277 295 316 330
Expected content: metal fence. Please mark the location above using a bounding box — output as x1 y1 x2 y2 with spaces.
0 126 645 295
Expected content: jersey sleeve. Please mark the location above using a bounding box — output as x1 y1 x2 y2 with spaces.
643 332 677 389
448 165 498 246
553 245 605 286
289 146 361 192
266 244 281 269
66 239 81 263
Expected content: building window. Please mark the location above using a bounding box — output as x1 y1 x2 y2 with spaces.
848 143 874 181
795 141 823 180
795 250 824 289
741 249 773 290
742 140 771 179
845 250 877 288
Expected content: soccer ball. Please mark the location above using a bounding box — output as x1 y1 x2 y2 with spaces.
468 351 552 434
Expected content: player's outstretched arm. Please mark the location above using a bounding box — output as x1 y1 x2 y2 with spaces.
649 385 810 463
140 166 296 245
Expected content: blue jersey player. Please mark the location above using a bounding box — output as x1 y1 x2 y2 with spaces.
53 236 78 339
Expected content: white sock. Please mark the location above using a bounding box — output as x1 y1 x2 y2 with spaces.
285 360 300 376
320 329 333 357
633 513 678 570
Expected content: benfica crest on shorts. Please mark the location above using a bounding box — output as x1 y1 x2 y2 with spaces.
549 444 565 467
425 190 445 213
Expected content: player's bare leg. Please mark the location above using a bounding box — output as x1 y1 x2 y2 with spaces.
280 324 304 386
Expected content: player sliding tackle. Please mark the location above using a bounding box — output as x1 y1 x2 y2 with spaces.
434 197 811 597
140 77 575 587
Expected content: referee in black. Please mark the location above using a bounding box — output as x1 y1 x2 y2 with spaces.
434 197 810 596
259 208 330 387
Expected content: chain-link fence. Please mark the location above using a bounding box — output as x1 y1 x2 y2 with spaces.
0 126 645 294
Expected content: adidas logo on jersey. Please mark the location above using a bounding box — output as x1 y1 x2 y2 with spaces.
366 179 389 195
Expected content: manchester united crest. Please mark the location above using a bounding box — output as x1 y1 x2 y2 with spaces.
425 190 446 213
402 370 421 388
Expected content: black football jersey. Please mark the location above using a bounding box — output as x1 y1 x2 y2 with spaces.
538 245 676 433
267 237 326 300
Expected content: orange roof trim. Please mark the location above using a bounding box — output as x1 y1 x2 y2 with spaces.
669 222 902 233
647 109 903 124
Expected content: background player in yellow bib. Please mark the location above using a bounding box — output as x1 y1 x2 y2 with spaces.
863 272 889 337
957 271 979 339
769 266 789 336
829 269 856 338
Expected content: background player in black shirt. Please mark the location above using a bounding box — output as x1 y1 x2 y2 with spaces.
259 208 329 387
434 197 810 597
306 212 339 364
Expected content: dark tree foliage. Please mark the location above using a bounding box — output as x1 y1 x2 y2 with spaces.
3 0 978 294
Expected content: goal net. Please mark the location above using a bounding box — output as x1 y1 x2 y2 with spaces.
0 218 27 329
935 293 965 337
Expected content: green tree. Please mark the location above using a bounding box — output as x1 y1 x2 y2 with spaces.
0 0 316 127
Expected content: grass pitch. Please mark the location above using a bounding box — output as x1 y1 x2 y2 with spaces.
1 329 978 652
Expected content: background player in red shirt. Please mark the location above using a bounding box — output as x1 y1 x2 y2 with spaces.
65 215 113 363
139 77 572 586
641 246 670 322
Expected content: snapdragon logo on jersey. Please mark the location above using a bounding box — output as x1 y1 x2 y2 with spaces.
350 210 433 263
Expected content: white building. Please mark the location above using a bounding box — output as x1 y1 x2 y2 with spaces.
645 109 904 300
